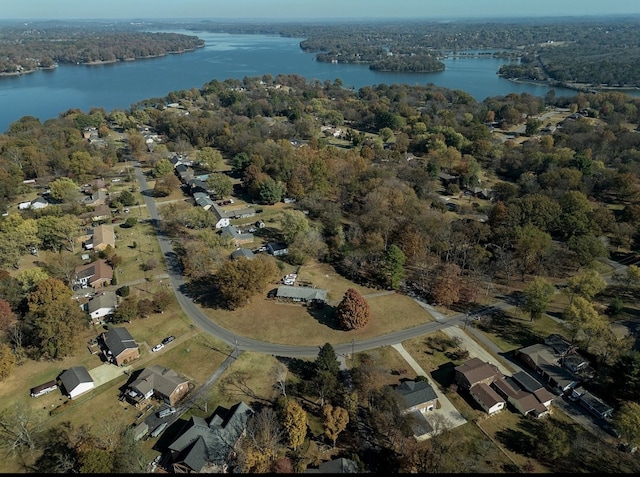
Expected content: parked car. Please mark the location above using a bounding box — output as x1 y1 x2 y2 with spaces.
151 343 164 353
162 336 175 345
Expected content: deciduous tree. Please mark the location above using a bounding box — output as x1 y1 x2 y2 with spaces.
335 288 371 330
614 401 640 448
282 399 307 451
522 276 555 321
322 404 349 447
26 278 86 359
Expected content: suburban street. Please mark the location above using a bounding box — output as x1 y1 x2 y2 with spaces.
132 159 627 445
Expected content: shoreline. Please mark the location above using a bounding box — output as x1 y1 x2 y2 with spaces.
504 76 640 94
0 45 204 76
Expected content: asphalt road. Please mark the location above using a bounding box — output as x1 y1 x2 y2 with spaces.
133 160 479 358
133 160 624 446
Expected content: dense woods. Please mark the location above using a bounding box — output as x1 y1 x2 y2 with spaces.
0 22 203 74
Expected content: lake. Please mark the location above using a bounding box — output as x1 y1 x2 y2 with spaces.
0 30 625 133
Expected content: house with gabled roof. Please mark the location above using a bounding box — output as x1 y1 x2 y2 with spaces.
516 343 581 394
305 457 359 473
220 225 254 247
231 248 256 261
100 326 139 366
59 366 94 399
125 365 189 408
87 291 118 322
454 357 503 390
469 382 506 415
275 285 328 304
91 224 115 251
193 192 214 211
394 379 439 414
73 259 113 288
167 401 254 473
211 204 233 229
492 376 550 418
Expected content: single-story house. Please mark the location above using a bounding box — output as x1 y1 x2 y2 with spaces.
59 366 94 399
124 365 189 408
167 401 254 473
516 343 581 394
232 207 256 219
275 285 328 304
267 242 289 256
454 357 503 390
492 376 550 418
30 196 49 209
211 204 233 229
220 225 254 247
469 382 506 415
91 204 111 222
91 224 116 251
305 458 359 473
193 192 214 211
394 379 439 414
87 291 118 322
73 259 113 288
577 390 614 419
544 334 574 356
231 248 256 261
101 327 139 366
84 189 108 207
511 371 555 409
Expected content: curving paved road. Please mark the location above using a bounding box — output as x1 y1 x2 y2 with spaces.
133 160 474 359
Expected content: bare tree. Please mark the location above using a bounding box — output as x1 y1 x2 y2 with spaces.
273 361 288 398
0 403 44 458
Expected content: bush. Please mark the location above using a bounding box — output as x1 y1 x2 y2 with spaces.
117 285 130 297
111 274 118 286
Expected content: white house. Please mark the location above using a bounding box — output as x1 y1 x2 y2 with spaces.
211 204 233 229
87 291 118 321
59 366 94 399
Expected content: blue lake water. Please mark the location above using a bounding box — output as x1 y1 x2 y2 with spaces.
0 30 632 133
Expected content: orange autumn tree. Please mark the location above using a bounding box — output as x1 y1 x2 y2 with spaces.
336 288 370 330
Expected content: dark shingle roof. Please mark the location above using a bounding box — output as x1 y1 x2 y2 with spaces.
168 402 253 471
395 380 438 410
102 327 137 358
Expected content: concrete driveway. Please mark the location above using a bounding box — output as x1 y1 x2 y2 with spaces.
88 363 132 387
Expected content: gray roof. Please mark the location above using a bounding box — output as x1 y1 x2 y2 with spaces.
512 370 544 393
220 225 254 242
129 365 188 401
168 402 253 472
306 458 358 473
231 248 256 260
102 327 137 358
88 291 118 314
59 366 93 391
276 285 328 302
395 380 438 410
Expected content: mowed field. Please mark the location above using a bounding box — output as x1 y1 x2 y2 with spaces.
200 260 436 347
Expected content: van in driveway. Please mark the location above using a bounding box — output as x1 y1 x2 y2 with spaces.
157 407 176 418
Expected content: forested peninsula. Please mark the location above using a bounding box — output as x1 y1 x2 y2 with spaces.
0 22 204 75
3 17 640 87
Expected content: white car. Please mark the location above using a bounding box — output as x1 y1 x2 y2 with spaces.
151 343 164 353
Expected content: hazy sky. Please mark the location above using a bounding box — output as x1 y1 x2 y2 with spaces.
3 0 640 21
